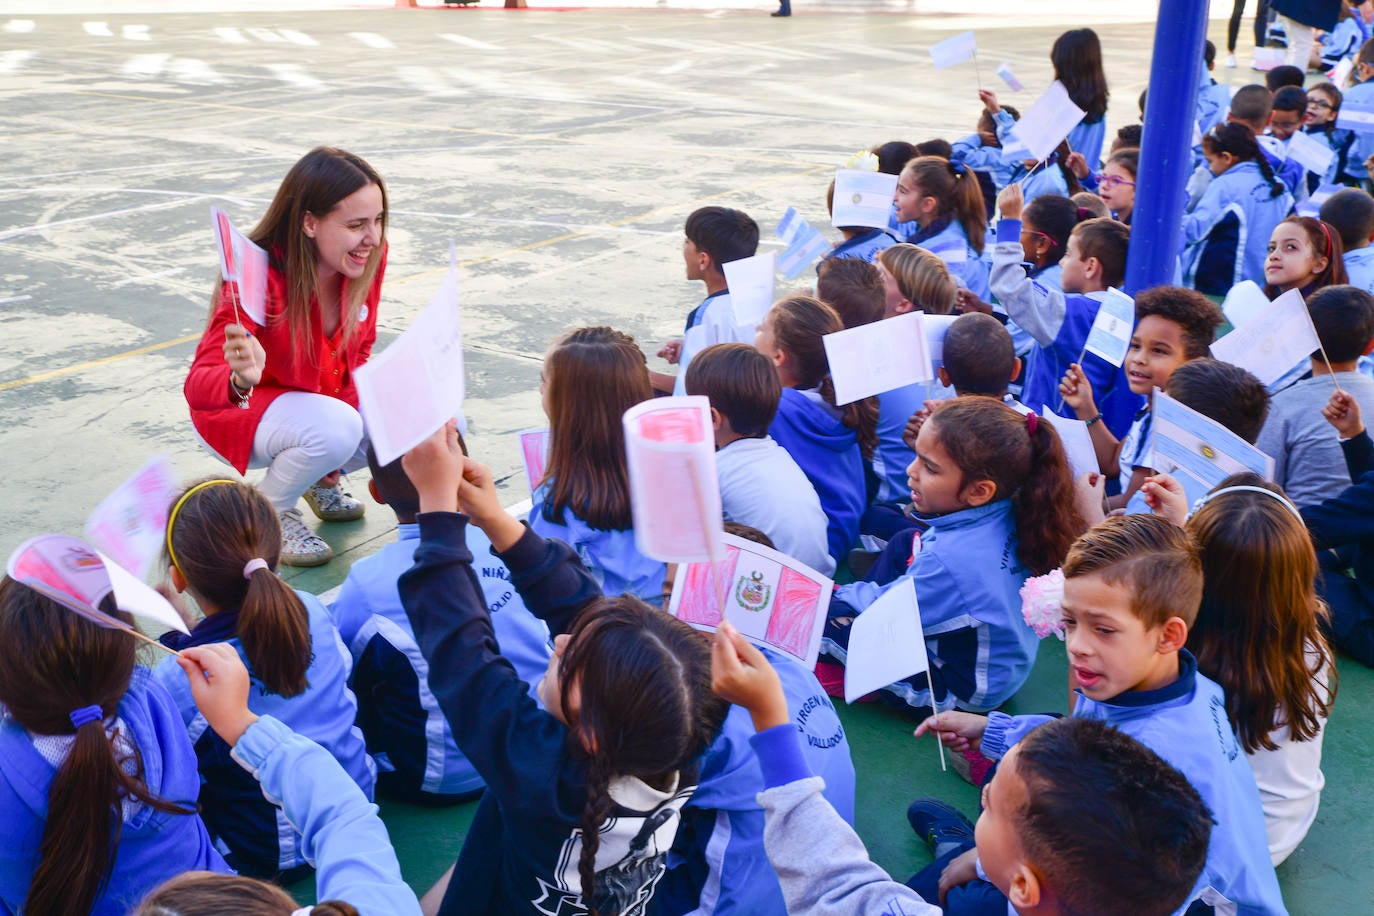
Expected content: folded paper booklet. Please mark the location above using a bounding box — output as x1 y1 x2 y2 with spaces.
668 532 832 668
623 396 723 564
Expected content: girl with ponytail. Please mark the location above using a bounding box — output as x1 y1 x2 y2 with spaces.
0 577 225 915
822 397 1085 715
895 156 993 299
154 479 373 880
1182 122 1295 295
755 294 878 566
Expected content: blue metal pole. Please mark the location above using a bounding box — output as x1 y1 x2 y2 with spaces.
1124 0 1211 296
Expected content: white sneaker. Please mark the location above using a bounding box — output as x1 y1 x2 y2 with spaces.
303 482 365 522
279 508 334 567
1225 53 1237 68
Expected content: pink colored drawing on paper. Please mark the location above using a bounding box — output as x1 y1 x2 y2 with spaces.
211 207 269 325
519 429 550 495
623 397 723 564
674 547 739 628
764 568 826 661
84 455 177 580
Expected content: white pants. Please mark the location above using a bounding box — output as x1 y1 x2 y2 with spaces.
1279 15 1315 69
237 392 368 513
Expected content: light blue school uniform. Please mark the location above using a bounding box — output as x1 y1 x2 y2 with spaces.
907 216 991 300
1066 116 1107 170
1321 16 1364 69
823 228 899 264
1005 262 1062 368
951 109 1018 189
1180 160 1294 294
1345 79 1374 181
1010 161 1072 207
1196 79 1232 134
1346 246 1374 295
530 483 667 603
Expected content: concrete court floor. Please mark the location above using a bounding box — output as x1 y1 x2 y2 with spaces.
1 6 1371 913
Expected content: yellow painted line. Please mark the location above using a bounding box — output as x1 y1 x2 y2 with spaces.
0 333 199 393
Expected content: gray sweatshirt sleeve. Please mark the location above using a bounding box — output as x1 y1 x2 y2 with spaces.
988 218 1067 347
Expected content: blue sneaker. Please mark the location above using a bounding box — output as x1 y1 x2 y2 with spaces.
907 798 976 860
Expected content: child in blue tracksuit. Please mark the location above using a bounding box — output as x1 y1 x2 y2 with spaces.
756 296 875 566
155 479 373 879
1320 187 1374 295
1052 29 1111 169
988 186 1142 441
1183 122 1294 295
534 326 667 603
331 446 552 804
1321 8 1365 70
895 156 992 299
915 515 1286 915
950 92 1019 192
0 571 227 916
138 644 422 915
820 397 1080 714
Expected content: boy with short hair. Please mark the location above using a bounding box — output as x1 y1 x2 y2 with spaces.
1225 85 1306 198
711 623 1214 916
901 313 1027 451
1257 285 1374 506
1319 187 1374 294
989 198 1143 440
653 206 760 395
330 443 552 804
816 257 885 329
684 342 834 576
1060 286 1224 508
1166 358 1271 444
914 515 1285 915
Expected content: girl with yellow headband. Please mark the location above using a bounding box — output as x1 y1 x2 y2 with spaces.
154 479 373 881
183 147 388 567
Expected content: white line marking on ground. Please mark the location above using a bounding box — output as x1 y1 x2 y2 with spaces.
350 32 395 50
122 53 170 78
0 50 34 74
4 20 35 33
169 58 225 85
0 295 33 305
0 197 214 242
264 63 325 90
396 66 463 97
658 60 692 75
121 24 150 41
83 21 113 37
246 27 285 43
440 33 503 51
111 268 185 287
278 29 318 46
214 26 247 44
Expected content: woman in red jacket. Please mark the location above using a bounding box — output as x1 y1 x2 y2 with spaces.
185 147 387 566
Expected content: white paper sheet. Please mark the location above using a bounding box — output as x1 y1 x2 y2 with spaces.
723 252 777 330
921 313 959 381
1149 390 1276 506
1043 407 1099 480
844 577 928 704
996 60 1023 92
1220 280 1271 330
355 256 464 466
1083 287 1135 368
1284 129 1336 176
824 311 931 405
928 31 977 70
623 396 723 564
1210 288 1320 387
1004 80 1087 163
832 169 900 231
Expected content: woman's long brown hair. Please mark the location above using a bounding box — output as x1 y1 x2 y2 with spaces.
541 327 653 532
1187 474 1337 754
0 578 192 916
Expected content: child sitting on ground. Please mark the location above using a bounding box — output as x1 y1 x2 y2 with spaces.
684 342 834 576
824 177 900 263
951 90 1020 193
654 206 760 395
914 515 1286 914
330 442 552 804
712 625 1212 916
1059 286 1224 508
1257 285 1374 507
815 256 885 329
821 398 1083 714
988 187 1142 441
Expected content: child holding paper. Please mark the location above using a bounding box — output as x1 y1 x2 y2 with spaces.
136 644 422 915
154 479 373 879
713 627 1211 916
1059 286 1224 509
1257 286 1374 505
1319 188 1374 295
987 188 1142 440
913 516 1285 915
821 397 1083 714
755 296 877 567
684 343 834 576
1146 473 1336 864
1182 122 1293 295
1344 39 1374 187
330 443 552 804
950 91 1020 193
535 326 666 602
894 157 992 298
0 576 227 915
654 206 761 396
1051 28 1111 168
1303 83 1355 191
184 147 388 567
824 174 901 264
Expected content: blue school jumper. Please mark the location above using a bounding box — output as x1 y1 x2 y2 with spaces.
1181 160 1293 296
1345 246 1374 295
0 668 228 915
872 382 924 505
1302 432 1374 665
331 522 552 802
769 387 867 565
1305 123 1357 189
655 648 856 916
1066 115 1107 170
824 228 899 264
233 716 422 914
982 652 1286 915
531 482 667 602
951 111 1018 190
1321 16 1363 68
988 220 1143 440
824 499 1037 713
401 515 696 916
1344 78 1374 182
1007 160 1072 206
1260 139 1308 201
1197 79 1233 134
906 215 991 299
154 593 375 878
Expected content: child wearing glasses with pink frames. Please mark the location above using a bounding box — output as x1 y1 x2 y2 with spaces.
1097 149 1138 225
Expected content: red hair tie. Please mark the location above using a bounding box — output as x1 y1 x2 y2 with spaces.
1026 411 1039 435
1318 219 1335 258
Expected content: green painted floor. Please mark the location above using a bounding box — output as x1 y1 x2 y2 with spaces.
278 509 1374 914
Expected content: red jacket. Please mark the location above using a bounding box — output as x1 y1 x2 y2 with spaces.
184 249 385 473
